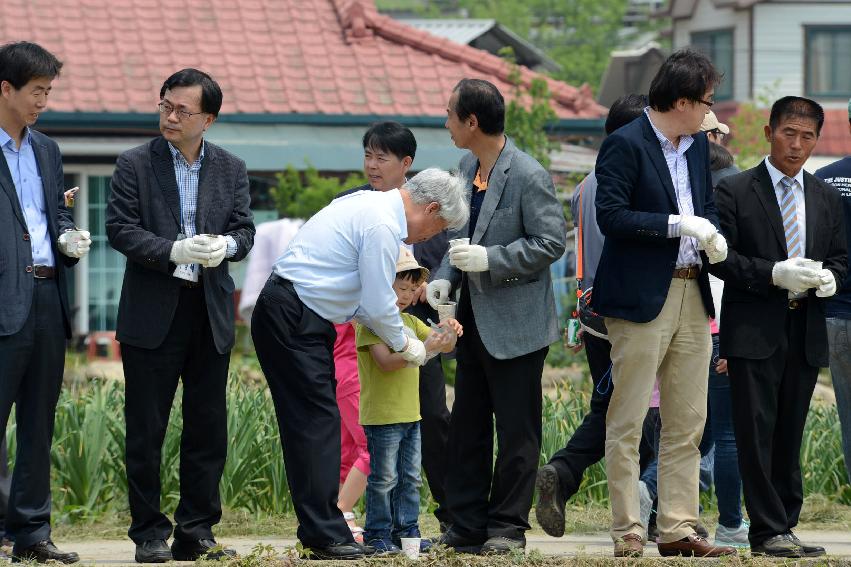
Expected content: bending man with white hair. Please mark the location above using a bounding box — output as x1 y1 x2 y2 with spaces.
251 167 469 561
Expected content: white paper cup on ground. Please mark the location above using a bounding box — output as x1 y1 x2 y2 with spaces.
400 537 421 560
448 237 469 249
801 259 823 272
437 301 457 321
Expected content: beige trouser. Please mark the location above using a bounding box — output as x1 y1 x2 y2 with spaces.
604 278 711 544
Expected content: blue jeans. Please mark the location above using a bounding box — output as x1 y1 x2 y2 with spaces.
707 335 743 528
827 317 851 485
363 422 422 542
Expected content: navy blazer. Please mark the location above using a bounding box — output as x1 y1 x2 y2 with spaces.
592 113 718 323
0 130 77 338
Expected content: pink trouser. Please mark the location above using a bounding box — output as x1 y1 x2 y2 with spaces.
339 389 370 483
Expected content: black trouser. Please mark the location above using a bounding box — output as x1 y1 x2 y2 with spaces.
251 275 352 548
122 286 229 544
444 289 548 540
0 280 65 547
0 437 11 539
406 301 451 525
546 332 612 498
727 305 817 546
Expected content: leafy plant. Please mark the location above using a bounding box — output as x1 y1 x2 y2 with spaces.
503 48 558 169
270 163 366 219
727 82 778 170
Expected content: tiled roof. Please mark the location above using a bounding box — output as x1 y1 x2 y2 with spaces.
0 0 606 120
817 110 851 158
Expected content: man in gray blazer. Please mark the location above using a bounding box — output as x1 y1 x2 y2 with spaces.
0 41 89 564
428 79 566 554
106 69 254 564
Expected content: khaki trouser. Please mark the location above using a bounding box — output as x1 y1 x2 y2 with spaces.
605 278 711 544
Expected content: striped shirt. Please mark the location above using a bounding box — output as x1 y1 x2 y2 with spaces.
644 108 701 268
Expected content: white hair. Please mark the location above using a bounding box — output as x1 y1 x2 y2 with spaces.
405 167 469 230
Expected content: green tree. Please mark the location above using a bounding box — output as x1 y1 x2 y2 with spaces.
727 83 777 170
270 163 366 219
503 48 558 168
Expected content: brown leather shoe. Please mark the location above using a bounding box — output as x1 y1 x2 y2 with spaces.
614 533 644 557
658 533 736 557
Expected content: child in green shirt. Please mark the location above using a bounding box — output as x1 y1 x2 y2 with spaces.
357 246 462 554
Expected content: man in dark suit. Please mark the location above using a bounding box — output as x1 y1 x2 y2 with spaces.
593 49 733 558
710 96 846 557
336 122 452 530
106 69 254 564
428 79 566 554
0 41 89 564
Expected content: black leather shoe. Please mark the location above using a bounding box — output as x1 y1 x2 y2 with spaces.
436 530 485 554
12 540 79 564
300 542 365 560
170 538 236 561
135 539 172 563
481 536 526 555
535 464 567 537
751 534 802 558
787 531 826 557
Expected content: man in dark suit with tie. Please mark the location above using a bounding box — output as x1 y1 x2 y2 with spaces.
710 96 846 557
0 41 90 564
106 69 254 563
593 49 734 558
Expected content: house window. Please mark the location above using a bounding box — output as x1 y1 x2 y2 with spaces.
691 29 734 101
806 26 851 98
87 175 124 331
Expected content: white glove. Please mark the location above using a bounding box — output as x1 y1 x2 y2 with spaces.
57 230 91 258
426 279 451 310
170 236 212 265
204 235 227 268
771 257 823 293
816 268 837 298
400 337 427 366
402 326 418 340
705 232 728 264
449 244 489 272
679 216 717 244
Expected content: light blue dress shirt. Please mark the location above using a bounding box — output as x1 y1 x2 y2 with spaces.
273 189 409 352
0 127 55 267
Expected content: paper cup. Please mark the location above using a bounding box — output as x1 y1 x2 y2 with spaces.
400 537 420 560
437 301 456 321
62 230 85 255
801 259 823 272
448 237 469 249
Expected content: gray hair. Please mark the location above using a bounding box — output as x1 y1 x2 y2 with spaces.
405 167 469 230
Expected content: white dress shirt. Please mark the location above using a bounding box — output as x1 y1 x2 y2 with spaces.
273 189 409 352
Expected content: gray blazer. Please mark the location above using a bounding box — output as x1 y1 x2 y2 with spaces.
0 130 77 338
434 137 566 359
106 136 255 354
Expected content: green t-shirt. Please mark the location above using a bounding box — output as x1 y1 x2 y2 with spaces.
356 313 430 426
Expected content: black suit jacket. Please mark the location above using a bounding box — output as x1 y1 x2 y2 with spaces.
709 161 847 366
593 113 718 322
0 129 77 338
105 137 254 354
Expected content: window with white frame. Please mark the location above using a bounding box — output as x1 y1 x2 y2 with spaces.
691 29 734 101
806 26 851 98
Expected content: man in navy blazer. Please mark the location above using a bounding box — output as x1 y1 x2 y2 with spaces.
0 42 90 564
593 49 733 558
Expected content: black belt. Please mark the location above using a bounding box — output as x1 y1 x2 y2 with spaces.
32 265 55 279
789 298 807 310
270 273 294 290
180 278 203 289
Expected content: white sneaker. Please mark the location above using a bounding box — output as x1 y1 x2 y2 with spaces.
715 520 749 548
638 480 652 540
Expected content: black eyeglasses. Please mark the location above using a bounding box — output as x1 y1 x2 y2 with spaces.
696 98 715 108
158 101 206 121
708 128 726 139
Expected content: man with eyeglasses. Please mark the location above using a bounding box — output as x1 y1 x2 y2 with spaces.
106 68 254 564
592 49 734 558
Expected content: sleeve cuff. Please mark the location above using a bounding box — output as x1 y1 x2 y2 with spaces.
225 235 237 258
668 215 682 238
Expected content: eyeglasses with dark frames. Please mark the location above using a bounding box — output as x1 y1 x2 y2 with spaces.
158 101 206 121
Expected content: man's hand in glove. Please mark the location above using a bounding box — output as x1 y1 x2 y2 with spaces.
400 337 427 366
170 236 212 265
679 216 717 243
704 232 728 264
426 279 451 309
449 244 489 272
816 269 838 298
771 257 823 293
57 230 91 258
204 235 227 268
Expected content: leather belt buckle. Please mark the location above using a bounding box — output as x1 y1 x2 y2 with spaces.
33 265 55 279
673 265 700 279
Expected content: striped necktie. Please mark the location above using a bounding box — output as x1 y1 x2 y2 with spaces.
780 176 802 258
